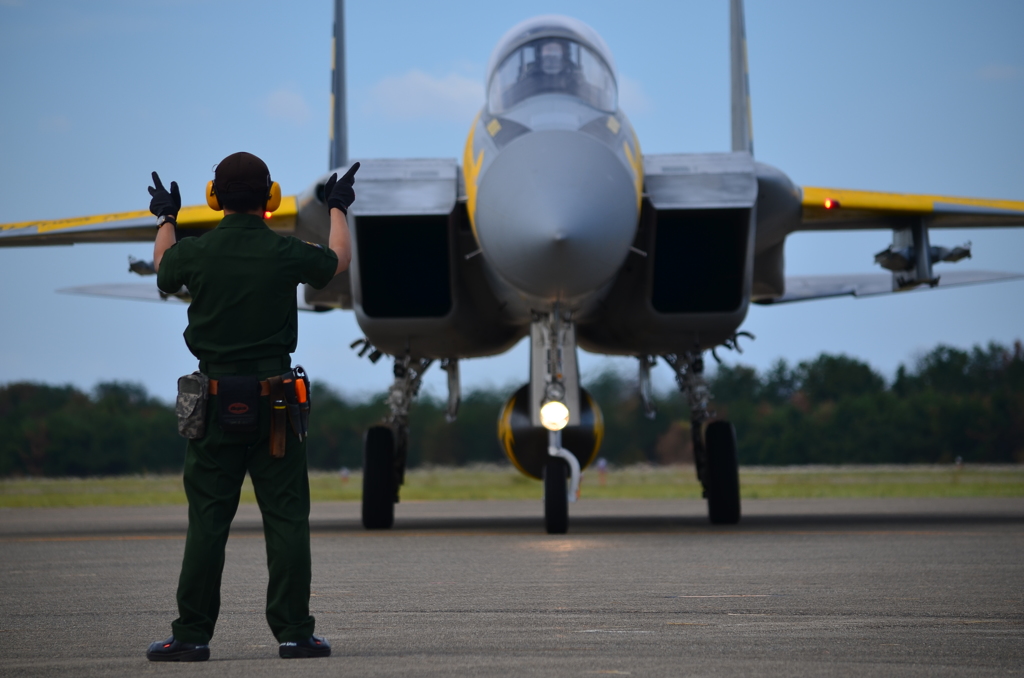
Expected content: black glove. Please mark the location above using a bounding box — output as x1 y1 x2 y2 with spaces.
324 162 360 214
148 171 181 220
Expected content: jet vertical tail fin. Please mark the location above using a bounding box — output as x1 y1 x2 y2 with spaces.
730 0 754 155
329 0 348 169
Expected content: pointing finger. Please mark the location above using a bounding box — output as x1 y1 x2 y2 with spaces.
340 162 360 182
151 171 165 192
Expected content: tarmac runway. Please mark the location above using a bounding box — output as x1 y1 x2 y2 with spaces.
1 497 1022 677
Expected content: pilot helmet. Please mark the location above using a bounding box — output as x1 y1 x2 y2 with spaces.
540 41 565 75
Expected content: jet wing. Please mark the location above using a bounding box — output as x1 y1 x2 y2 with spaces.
0 197 299 247
59 283 191 303
60 282 324 311
799 187 1024 231
0 157 455 249
754 270 1024 305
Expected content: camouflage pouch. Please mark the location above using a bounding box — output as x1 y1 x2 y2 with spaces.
176 372 210 439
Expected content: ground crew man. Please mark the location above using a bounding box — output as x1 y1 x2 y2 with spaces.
145 152 359 661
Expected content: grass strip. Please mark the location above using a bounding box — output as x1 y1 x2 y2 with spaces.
1 465 1022 508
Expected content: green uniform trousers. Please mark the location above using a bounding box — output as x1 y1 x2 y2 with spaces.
171 392 315 644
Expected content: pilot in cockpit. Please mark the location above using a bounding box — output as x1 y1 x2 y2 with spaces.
529 40 580 93
489 35 616 115
540 41 566 75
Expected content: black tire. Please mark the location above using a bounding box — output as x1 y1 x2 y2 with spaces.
394 425 408 502
543 458 569 534
362 425 396 530
705 420 741 525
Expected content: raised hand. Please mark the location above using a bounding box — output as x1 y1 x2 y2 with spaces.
324 162 360 214
148 171 181 220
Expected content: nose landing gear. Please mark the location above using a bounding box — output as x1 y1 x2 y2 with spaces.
532 310 585 534
544 428 582 534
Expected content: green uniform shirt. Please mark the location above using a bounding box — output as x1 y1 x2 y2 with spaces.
157 213 338 368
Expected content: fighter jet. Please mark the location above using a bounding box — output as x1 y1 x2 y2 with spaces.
2 1 1022 533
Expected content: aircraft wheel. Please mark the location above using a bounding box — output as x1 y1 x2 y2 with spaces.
362 425 396 530
705 420 741 525
543 458 569 534
394 424 408 503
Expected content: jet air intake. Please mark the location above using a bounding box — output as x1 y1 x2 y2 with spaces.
473 130 638 302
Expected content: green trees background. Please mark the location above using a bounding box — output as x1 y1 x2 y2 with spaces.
1 341 1021 477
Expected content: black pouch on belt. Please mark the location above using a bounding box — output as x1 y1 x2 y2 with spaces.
217 376 260 433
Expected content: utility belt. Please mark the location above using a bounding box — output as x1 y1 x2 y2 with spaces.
175 366 311 458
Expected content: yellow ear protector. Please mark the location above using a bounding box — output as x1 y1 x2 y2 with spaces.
266 181 282 212
206 181 221 211
206 180 282 213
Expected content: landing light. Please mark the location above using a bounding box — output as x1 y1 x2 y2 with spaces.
539 400 570 431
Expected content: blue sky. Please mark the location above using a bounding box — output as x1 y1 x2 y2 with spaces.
1 0 1022 403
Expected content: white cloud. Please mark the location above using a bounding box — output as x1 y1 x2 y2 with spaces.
618 74 652 115
977 63 1021 81
264 88 310 125
366 70 483 122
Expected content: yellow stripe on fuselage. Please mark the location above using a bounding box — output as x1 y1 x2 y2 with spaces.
462 112 484 233
623 132 643 210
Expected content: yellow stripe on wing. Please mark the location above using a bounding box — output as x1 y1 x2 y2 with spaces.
802 186 1024 216
0 209 147 233
0 196 299 239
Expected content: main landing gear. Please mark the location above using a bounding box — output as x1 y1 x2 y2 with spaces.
360 353 436 530
362 425 396 529
662 352 741 525
703 420 740 524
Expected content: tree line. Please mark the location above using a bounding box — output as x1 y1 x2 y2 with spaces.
1 341 1021 477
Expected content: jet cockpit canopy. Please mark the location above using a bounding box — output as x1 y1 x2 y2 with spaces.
486 15 618 115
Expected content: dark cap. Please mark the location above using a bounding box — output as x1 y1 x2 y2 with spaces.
214 152 271 194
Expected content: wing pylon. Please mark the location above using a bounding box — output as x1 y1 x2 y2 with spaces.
755 270 1024 305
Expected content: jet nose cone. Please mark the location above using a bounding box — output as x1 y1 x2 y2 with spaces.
474 130 639 301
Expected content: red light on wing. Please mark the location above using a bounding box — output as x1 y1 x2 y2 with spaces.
264 211 272 219
823 198 841 210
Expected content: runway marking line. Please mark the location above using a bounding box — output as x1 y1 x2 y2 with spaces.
0 533 266 544
668 594 772 598
2 528 1019 543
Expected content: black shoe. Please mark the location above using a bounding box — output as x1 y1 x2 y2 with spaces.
146 636 210 662
279 635 331 658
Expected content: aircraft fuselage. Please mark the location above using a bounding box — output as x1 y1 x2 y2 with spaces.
465 94 642 311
